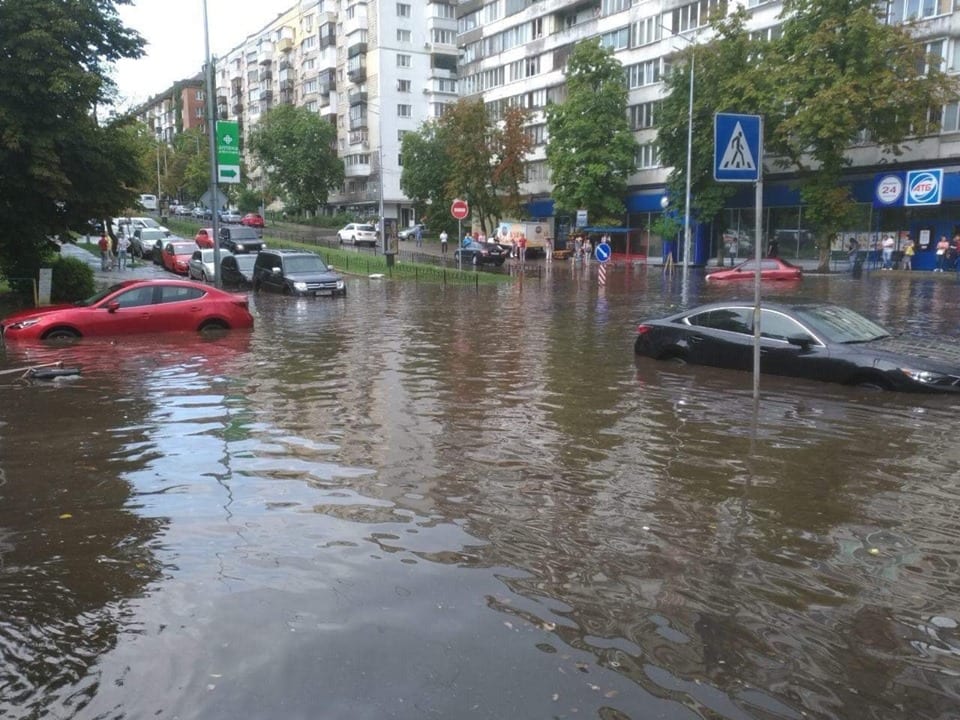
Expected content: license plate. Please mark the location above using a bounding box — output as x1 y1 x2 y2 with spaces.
314 290 333 296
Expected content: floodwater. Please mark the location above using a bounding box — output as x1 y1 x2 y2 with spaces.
1 265 959 720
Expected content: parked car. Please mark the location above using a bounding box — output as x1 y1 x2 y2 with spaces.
175 204 194 217
219 226 266 254
130 216 170 236
706 258 803 282
337 223 377 247
252 249 346 297
191 206 209 219
160 241 199 275
454 240 507 267
240 213 265 228
188 248 230 282
131 228 167 259
195 228 215 249
221 253 257 288
0 280 254 341
397 223 427 240
219 209 242 223
633 300 960 392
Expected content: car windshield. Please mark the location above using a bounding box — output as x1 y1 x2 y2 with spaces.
356 225 375 232
285 256 327 273
140 218 160 229
76 282 130 307
172 243 195 254
794 304 891 343
232 229 259 239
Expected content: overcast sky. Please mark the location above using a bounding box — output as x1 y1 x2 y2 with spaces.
111 0 293 109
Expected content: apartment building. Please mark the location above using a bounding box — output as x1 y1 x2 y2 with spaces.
457 0 960 266
211 0 458 229
133 75 206 143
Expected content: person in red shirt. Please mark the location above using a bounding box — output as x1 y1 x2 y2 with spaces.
98 232 111 270
518 234 527 263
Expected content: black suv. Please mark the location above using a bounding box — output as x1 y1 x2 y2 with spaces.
219 226 266 254
252 249 346 297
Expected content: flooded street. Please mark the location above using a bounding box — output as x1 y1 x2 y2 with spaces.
1 265 959 719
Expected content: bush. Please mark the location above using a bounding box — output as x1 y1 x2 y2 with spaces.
50 256 95 302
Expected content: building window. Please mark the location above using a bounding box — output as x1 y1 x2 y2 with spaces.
600 27 631 51
602 0 632 14
196 90 204 101
889 0 951 22
302 35 316 50
627 59 666 88
942 101 960 132
629 101 658 129
669 0 726 34
397 79 411 92
397 54 411 67
634 17 661 46
637 142 660 169
526 160 550 182
397 3 411 17
397 29 411 43
526 123 547 145
397 104 412 117
432 29 456 45
920 39 947 74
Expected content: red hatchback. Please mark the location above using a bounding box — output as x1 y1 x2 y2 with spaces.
706 258 803 282
161 241 199 275
195 227 215 248
0 280 254 341
241 213 265 229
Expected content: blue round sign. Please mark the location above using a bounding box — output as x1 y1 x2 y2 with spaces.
595 242 612 263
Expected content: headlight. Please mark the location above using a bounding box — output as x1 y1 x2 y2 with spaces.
293 281 308 291
900 368 947 384
236 244 245 250
336 280 345 290
7 319 40 330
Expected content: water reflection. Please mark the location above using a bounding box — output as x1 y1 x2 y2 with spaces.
1 270 959 718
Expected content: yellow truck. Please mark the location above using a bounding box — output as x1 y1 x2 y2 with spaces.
495 220 553 258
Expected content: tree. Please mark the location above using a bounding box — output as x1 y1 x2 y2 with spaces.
247 104 342 214
400 120 452 227
0 0 145 279
765 0 957 269
491 106 533 221
545 39 637 226
657 10 762 259
440 99 502 232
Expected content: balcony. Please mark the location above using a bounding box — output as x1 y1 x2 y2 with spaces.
280 79 295 92
344 160 371 178
258 47 273 65
348 90 367 106
347 58 366 83
259 69 273 82
259 90 274 103
343 11 367 37
347 40 368 57
277 37 293 53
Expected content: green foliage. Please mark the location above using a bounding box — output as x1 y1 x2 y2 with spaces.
247 105 343 213
50 255 95 303
236 186 263 213
400 121 453 224
0 0 145 280
545 39 637 224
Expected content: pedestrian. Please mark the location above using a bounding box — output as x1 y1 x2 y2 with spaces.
117 232 130 270
574 236 583 261
726 236 738 266
510 236 518 259
766 235 779 258
935 235 950 271
414 224 423 248
545 236 553 262
463 231 471 248
881 235 895 270
440 230 448 254
953 233 960 270
583 236 592 263
901 237 914 271
518 233 527 264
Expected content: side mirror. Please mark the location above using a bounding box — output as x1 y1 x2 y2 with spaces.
787 334 813 350
106 301 120 313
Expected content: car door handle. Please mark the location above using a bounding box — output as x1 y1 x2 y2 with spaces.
688 334 704 344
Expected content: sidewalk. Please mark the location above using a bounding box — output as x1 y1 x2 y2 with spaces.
60 240 167 284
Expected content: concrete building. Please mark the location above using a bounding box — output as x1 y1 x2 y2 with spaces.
132 75 206 143
213 0 458 230
456 0 960 268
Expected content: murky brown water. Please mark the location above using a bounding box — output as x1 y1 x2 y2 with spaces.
2 265 960 719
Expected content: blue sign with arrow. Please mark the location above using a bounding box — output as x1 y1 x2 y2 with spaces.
714 113 761 183
595 242 611 264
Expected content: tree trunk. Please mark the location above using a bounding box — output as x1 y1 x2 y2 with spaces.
817 244 831 273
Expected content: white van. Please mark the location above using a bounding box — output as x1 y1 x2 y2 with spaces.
138 194 158 211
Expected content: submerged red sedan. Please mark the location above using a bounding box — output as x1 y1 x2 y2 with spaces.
0 280 254 341
161 241 199 275
707 258 803 282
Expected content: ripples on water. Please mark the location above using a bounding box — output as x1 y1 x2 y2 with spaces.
1 269 959 719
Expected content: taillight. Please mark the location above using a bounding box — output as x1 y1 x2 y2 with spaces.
636 324 653 336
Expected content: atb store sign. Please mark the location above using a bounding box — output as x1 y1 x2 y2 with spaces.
873 169 943 207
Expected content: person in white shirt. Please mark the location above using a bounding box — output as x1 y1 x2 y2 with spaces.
440 230 448 254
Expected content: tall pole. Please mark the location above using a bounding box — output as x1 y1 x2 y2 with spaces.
379 136 385 253
202 0 221 287
682 49 694 277
155 128 162 209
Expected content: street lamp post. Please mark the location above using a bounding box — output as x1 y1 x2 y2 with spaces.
155 127 162 209
682 49 694 278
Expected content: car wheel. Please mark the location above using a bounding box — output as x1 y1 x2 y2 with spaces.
850 374 892 391
351 236 357 245
43 327 80 340
199 319 228 333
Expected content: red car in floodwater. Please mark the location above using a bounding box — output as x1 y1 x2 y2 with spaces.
706 258 803 282
195 227 215 248
160 241 199 275
241 213 265 229
0 280 253 341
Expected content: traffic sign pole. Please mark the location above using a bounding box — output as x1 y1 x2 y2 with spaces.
451 199 469 272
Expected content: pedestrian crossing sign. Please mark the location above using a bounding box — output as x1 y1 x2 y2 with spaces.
714 113 761 183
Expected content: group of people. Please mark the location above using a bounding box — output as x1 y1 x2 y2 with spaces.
97 227 131 271
845 233 960 271
933 234 960 272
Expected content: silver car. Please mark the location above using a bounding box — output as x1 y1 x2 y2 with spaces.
131 228 168 258
188 248 231 282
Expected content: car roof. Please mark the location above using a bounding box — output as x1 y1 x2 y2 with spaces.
262 249 317 257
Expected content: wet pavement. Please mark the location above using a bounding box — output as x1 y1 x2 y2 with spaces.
2 241 959 719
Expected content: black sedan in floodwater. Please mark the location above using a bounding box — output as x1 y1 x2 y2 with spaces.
634 301 960 393
454 240 507 267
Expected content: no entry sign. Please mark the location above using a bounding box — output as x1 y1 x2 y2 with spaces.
450 199 469 220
